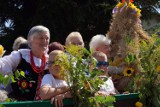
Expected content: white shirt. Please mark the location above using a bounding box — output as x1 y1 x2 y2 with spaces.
0 49 48 75
99 76 116 95
41 74 68 88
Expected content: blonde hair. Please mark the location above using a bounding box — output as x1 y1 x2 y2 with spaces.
49 50 63 58
12 36 27 51
89 34 111 51
65 31 84 46
92 51 108 62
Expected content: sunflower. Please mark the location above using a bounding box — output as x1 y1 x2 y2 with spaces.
156 65 160 73
135 101 143 107
123 67 134 77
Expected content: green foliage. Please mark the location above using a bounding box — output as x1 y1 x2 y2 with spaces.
130 33 160 107
0 70 25 89
56 44 115 107
87 95 115 107
0 104 5 107
11 70 25 82
0 73 11 87
125 54 136 65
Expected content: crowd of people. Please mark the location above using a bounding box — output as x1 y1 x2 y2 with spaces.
0 25 124 106
0 0 151 106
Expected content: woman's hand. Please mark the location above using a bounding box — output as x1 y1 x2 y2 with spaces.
51 94 64 107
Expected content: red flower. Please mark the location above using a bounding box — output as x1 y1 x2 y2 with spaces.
21 80 28 89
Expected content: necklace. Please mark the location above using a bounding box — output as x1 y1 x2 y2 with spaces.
30 51 46 74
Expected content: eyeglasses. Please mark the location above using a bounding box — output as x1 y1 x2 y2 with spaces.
96 61 109 67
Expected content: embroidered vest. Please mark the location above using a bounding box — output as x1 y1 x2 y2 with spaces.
10 53 48 101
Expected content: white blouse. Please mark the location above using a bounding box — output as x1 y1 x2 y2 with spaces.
0 49 48 75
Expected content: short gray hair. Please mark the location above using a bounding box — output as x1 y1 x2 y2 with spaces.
27 25 50 47
89 34 111 51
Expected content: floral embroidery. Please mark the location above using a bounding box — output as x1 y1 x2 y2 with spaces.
18 80 36 94
25 70 29 75
18 79 36 94
21 80 28 89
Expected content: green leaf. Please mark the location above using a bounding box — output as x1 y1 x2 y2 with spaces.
90 68 103 78
15 70 20 79
20 70 25 77
0 104 5 107
11 75 16 82
6 98 11 102
3 76 11 87
125 55 130 64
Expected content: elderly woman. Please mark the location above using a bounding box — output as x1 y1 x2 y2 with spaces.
0 25 50 101
65 31 84 48
89 34 111 57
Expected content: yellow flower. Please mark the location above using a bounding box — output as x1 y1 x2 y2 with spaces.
123 67 134 77
0 45 4 57
156 65 160 73
129 2 141 16
116 2 141 17
116 2 124 8
135 101 143 107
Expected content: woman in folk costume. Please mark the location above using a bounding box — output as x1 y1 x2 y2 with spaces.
107 0 151 92
0 25 50 100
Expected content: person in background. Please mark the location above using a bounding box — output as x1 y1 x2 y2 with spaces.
92 51 118 96
65 31 84 48
12 36 29 51
89 34 111 57
48 42 64 54
0 25 50 101
40 50 71 107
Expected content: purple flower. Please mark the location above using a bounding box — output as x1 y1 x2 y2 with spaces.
25 70 29 75
132 9 137 14
112 7 117 14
